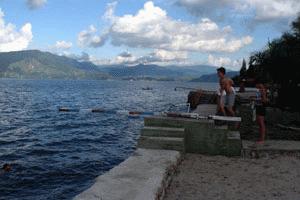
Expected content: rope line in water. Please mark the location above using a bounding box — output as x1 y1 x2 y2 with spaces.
58 107 162 117
58 103 191 117
58 106 241 121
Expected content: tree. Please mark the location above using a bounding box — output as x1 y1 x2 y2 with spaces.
243 14 300 111
239 58 247 79
292 14 300 37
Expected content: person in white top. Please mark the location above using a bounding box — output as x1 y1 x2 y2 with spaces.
216 67 226 114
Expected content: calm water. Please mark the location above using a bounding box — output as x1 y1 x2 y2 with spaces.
0 79 217 200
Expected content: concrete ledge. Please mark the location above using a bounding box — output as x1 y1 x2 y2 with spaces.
242 140 300 158
74 148 181 200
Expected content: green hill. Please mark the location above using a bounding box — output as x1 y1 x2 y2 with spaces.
0 50 109 79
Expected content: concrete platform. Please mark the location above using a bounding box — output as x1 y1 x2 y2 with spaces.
74 148 181 200
242 140 300 158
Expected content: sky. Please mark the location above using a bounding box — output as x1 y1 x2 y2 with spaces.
0 0 300 70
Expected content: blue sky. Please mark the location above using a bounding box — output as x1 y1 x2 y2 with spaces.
0 0 299 70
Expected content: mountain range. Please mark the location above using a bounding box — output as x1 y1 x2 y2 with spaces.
190 71 239 82
0 50 107 79
0 50 237 81
100 64 217 80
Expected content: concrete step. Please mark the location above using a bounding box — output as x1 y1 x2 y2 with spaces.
137 136 184 152
226 131 242 156
141 126 185 138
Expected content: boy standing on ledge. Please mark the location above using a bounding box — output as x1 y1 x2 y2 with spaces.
216 67 236 116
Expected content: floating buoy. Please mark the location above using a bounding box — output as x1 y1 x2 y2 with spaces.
59 107 69 112
129 111 142 115
91 108 105 113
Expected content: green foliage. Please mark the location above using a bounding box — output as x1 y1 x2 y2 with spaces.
292 15 300 37
244 15 300 111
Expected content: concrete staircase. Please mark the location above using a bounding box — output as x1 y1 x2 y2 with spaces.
137 126 185 152
138 116 242 156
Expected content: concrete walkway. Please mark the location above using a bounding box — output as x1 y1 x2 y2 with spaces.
164 153 300 200
74 148 181 200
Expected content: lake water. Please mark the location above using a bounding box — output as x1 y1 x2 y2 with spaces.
0 79 218 200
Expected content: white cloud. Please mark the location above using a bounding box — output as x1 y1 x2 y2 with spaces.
78 1 252 53
77 25 107 48
26 0 47 10
81 49 188 66
208 54 231 67
108 50 187 65
109 2 252 52
152 49 187 61
114 52 137 65
208 54 242 70
177 0 300 22
103 2 118 21
54 40 72 50
134 49 188 64
63 51 90 62
0 9 33 52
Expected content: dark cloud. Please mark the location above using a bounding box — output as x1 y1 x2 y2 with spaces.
66 52 91 62
26 0 47 10
176 0 300 29
118 51 132 58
